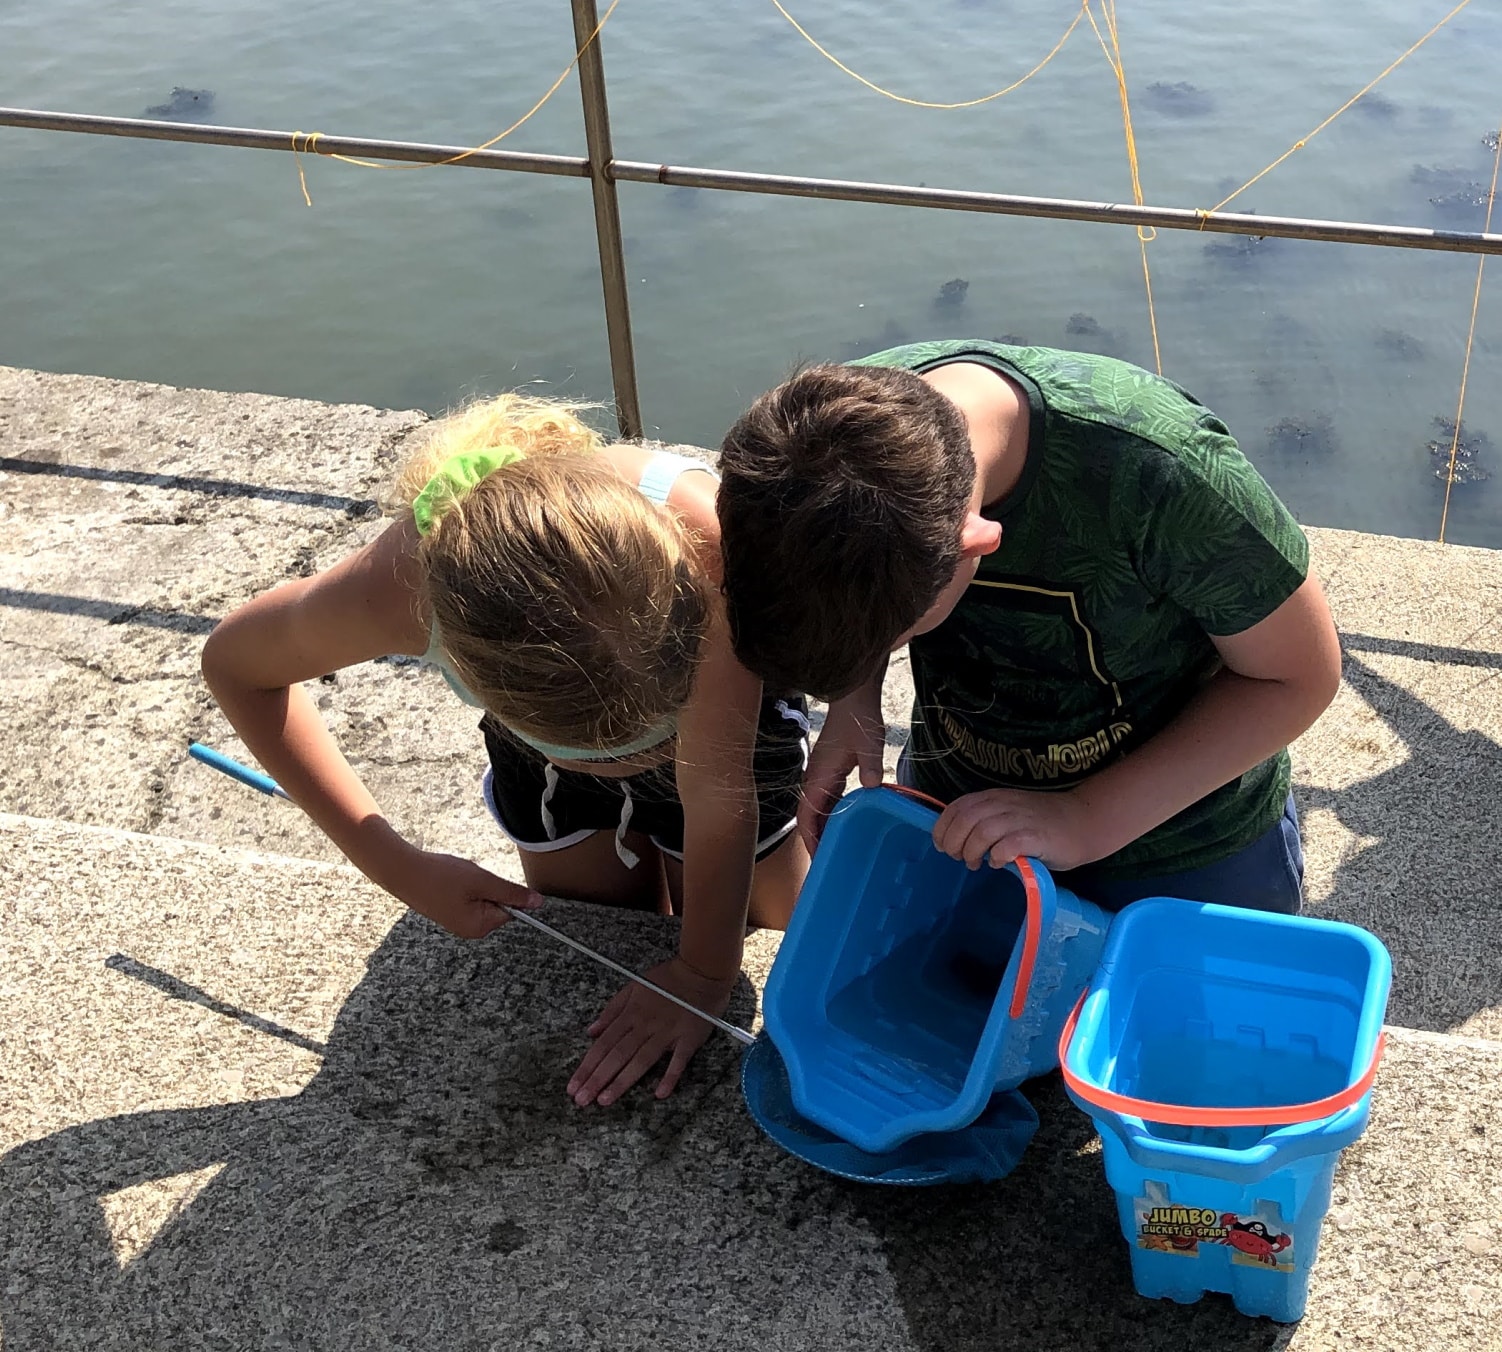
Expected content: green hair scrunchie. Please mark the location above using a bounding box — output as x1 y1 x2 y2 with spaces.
411 447 526 536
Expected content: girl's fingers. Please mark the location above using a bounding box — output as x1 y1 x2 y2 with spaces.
568 1013 635 1100
654 1040 696 1100
574 1027 654 1107
596 1036 672 1108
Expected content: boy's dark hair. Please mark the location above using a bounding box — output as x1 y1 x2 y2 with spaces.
716 363 975 700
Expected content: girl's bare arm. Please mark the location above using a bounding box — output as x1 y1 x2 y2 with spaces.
200 517 532 934
202 518 428 883
565 608 768 1107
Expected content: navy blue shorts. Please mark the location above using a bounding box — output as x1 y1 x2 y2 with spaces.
1053 793 1305 915
479 696 810 864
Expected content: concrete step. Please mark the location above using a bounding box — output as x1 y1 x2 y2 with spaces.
4 365 1502 1041
1 813 1497 1352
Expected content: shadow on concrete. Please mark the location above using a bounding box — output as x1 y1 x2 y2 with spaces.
105 955 328 1056
0 587 217 635
1341 630 1502 671
2 913 1298 1351
1297 646 1502 1032
0 456 380 517
851 1072 1294 1352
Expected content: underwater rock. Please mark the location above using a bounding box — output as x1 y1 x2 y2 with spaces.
1204 234 1271 263
934 278 969 310
143 87 216 120
1429 185 1495 218
1427 416 1491 484
1202 209 1276 266
1204 232 1274 265
1062 313 1128 358
838 317 912 361
1411 163 1493 219
1265 313 1311 346
1375 328 1426 360
1411 164 1472 191
1141 81 1215 117
1266 414 1337 457
1351 91 1400 120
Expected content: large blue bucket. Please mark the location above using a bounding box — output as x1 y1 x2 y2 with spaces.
762 786 1110 1155
1060 899 1391 1323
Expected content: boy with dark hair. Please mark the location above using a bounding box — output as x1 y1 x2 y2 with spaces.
716 340 1343 912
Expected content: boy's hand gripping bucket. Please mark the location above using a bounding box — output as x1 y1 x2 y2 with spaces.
1058 898 1392 1323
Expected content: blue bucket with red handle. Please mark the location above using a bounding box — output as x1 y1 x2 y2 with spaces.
1059 898 1391 1322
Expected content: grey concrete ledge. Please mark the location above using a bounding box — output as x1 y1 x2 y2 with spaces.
3 363 1502 1044
1 813 1498 1352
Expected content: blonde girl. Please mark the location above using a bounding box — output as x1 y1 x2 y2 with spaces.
202 395 810 1107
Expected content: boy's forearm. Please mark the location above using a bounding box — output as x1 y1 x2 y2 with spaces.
1074 667 1330 860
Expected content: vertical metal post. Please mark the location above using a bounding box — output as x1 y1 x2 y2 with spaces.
570 0 643 439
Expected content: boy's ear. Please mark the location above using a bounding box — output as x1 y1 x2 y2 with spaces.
960 512 1003 559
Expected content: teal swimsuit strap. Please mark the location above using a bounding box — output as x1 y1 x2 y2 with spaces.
510 719 677 763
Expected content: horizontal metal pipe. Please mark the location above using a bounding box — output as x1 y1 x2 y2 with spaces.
611 160 1502 257
0 107 589 177
4 105 1500 256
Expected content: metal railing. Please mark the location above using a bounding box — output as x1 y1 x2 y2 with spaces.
4 0 1501 438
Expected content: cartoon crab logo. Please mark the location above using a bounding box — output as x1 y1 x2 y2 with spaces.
1220 1216 1292 1265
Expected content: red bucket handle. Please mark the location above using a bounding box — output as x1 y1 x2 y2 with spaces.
1057 992 1387 1128
883 783 1042 1021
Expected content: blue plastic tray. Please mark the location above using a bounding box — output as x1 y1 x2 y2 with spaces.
740 1032 1038 1186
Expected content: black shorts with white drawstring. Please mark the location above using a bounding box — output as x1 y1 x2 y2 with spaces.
478 695 810 868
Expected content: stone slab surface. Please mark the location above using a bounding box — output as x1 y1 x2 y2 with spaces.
3 815 1500 1352
3 365 1501 1040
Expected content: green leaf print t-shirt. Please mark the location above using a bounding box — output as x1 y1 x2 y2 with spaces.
850 340 1310 880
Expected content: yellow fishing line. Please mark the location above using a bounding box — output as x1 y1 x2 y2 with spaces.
1438 121 1502 544
278 0 1488 481
1211 0 1475 214
292 0 621 205
768 0 1088 110
1087 0 1162 374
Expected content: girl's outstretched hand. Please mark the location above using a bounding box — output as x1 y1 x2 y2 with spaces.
567 957 736 1107
387 847 544 940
